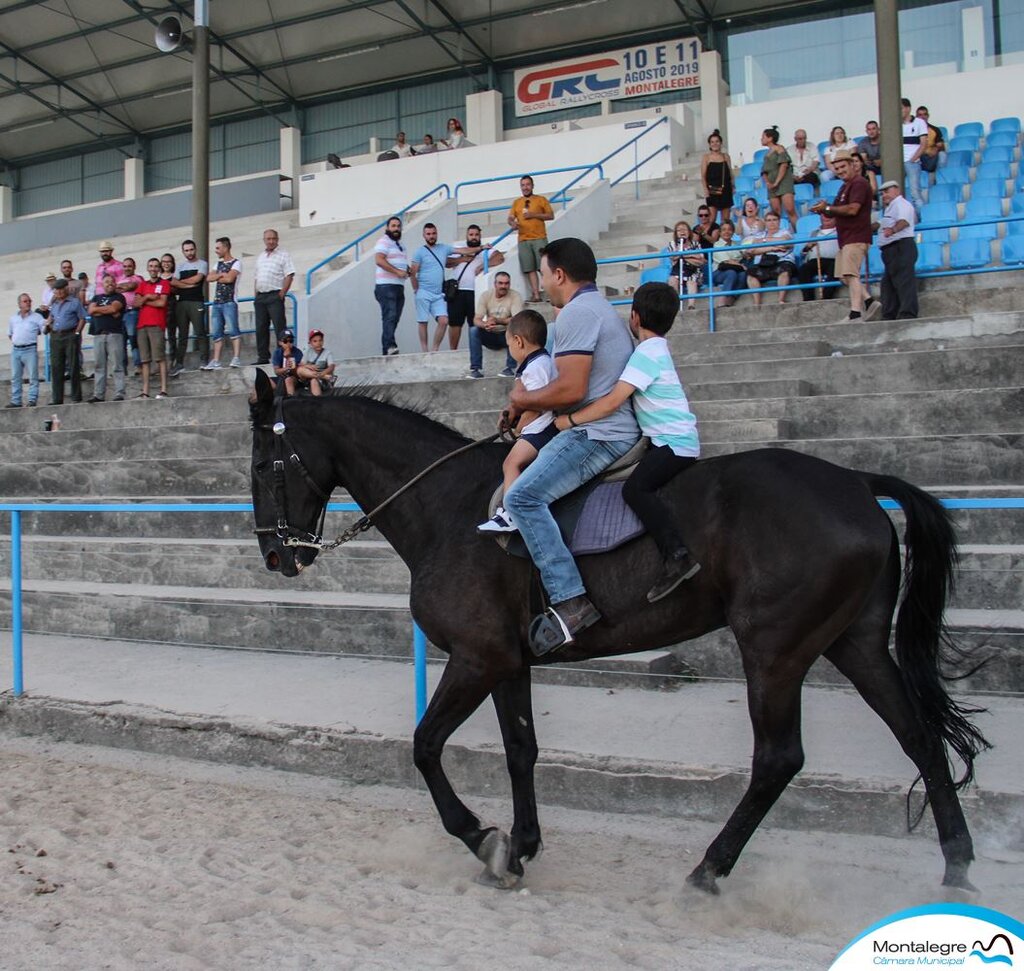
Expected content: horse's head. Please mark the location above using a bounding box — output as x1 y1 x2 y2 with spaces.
250 370 331 577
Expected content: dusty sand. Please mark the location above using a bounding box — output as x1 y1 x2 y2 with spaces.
0 735 1020 971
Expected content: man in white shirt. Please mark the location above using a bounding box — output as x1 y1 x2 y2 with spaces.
373 216 410 356
253 228 296 365
391 132 415 158
788 129 820 187
876 180 918 320
901 98 928 214
796 212 841 300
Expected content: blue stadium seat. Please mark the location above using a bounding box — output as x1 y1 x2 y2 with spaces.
1016 172 1024 193
817 141 828 157
753 149 767 164
740 162 761 180
919 201 956 243
954 122 984 139
753 185 769 206
975 161 1011 184
982 146 1014 164
948 136 979 154
937 126 949 142
794 182 815 204
959 222 998 241
972 178 1008 199
943 150 973 169
990 117 1022 135
1002 236 1024 265
640 266 669 286
986 131 1019 149
734 176 756 194
965 196 1002 220
949 238 991 268
818 180 840 202
867 246 884 276
937 166 971 186
1012 194 1024 214
796 213 820 239
927 183 962 204
915 242 945 272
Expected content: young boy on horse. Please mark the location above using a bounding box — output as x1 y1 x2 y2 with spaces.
477 309 557 534
555 281 701 601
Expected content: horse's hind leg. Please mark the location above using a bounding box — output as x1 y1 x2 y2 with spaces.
491 669 543 878
413 657 518 884
825 608 976 891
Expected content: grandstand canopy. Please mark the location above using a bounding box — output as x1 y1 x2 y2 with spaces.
0 0 828 168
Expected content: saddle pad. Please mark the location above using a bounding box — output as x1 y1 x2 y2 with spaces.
498 479 645 559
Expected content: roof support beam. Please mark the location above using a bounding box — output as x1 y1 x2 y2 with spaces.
391 0 487 91
670 0 712 50
424 0 499 75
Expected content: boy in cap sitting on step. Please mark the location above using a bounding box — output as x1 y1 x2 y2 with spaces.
271 329 302 395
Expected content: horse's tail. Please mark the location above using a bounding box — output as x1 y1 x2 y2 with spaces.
864 473 992 792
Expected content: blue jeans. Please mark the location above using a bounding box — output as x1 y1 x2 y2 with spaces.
122 309 141 367
469 325 514 371
210 302 240 340
504 429 638 604
712 267 746 297
375 284 405 354
905 160 925 212
10 345 39 406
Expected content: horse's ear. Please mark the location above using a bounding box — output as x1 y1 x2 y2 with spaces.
254 369 274 406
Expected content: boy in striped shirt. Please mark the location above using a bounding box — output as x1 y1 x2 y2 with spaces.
555 282 701 602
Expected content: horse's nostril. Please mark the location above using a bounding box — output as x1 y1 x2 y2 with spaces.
266 550 280 571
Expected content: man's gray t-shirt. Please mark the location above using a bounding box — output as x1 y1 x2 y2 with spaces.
554 286 640 442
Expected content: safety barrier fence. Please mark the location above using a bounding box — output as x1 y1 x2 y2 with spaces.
599 211 1024 332
3 497 1021 719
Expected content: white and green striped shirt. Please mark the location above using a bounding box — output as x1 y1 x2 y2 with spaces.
619 336 699 457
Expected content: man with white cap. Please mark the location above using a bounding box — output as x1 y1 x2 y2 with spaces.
875 180 919 320
95 241 125 290
39 273 57 315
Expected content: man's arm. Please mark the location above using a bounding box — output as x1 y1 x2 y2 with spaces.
375 252 408 279
279 272 294 298
554 380 635 429
509 353 591 412
409 261 420 291
170 270 206 290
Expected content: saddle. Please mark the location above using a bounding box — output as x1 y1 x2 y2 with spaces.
487 437 650 558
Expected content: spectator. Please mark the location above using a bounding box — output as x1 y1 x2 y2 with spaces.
662 221 704 309
901 98 928 213
736 197 764 240
710 221 747 307
809 150 880 322
851 150 878 199
916 106 946 174
693 204 721 250
447 223 503 352
373 215 409 357
253 229 295 365
876 179 919 320
272 329 302 395
701 129 734 227
761 126 798 231
477 308 558 536
391 132 415 158
417 134 438 154
87 274 127 403
857 121 883 178
789 129 821 187
440 118 467 149
59 259 82 299
117 257 143 372
134 257 171 399
7 293 44 408
297 329 336 395
77 272 94 304
745 212 795 306
95 241 125 290
203 236 243 370
796 212 840 301
468 270 521 379
507 175 554 303
168 238 208 374
410 222 459 352
39 273 57 314
504 237 640 652
42 278 85 405
821 126 856 183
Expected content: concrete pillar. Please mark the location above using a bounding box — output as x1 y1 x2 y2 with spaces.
0 185 13 223
874 0 903 186
742 54 769 106
124 157 145 200
280 126 301 210
961 6 985 71
699 50 729 144
465 89 503 145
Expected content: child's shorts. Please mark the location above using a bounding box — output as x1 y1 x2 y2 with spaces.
520 422 559 452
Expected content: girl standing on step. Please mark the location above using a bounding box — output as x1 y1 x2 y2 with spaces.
701 129 734 228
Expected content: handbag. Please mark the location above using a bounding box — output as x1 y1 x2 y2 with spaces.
426 247 468 303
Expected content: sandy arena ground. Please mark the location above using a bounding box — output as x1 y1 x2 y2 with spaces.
0 734 1020 971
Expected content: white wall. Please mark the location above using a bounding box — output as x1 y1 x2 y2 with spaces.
298 117 683 227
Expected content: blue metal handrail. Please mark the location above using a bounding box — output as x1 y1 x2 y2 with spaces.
610 143 671 188
304 183 451 295
454 164 603 212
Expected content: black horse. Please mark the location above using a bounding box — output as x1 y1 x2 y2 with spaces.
249 371 989 894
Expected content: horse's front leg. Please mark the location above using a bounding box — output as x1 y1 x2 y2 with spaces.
413 657 518 886
491 668 543 878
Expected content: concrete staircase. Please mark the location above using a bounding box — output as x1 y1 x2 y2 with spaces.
2 162 1023 700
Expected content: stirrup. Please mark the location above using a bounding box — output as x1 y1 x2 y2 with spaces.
528 608 574 657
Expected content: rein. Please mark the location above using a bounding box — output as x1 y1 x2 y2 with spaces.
255 395 508 553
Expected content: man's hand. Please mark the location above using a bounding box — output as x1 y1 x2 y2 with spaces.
809 201 826 214
554 414 571 431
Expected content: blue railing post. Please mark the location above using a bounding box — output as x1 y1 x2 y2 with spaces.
413 622 428 724
708 260 717 333
11 510 23 697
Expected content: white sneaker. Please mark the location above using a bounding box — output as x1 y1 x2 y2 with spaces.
229 356 242 368
201 360 223 370
477 506 517 534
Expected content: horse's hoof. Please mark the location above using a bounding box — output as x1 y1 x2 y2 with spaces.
685 866 721 896
473 867 521 890
942 872 979 895
476 828 517 888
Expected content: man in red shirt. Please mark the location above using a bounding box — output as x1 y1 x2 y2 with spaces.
810 149 880 322
134 257 171 398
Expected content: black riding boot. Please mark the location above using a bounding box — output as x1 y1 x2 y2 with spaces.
647 548 701 603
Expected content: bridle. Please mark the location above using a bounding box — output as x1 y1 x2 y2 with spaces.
253 395 508 554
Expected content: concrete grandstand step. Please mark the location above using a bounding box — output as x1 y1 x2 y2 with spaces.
955 545 1024 611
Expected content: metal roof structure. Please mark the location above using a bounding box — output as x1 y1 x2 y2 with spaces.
0 0 828 168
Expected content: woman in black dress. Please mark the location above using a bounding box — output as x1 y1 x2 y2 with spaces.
701 129 734 227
